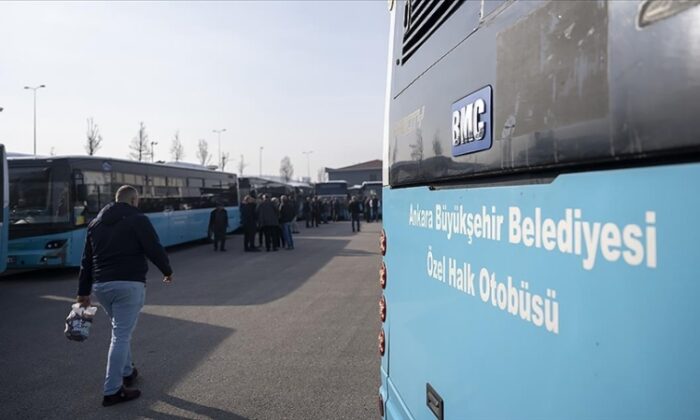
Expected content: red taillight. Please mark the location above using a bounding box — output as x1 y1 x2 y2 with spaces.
379 295 386 322
379 393 385 418
378 328 386 356
380 262 387 289
380 229 387 256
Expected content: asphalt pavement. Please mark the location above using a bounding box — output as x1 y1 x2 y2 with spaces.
0 220 382 419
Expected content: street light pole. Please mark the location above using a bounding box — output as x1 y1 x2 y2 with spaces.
302 150 313 180
150 141 158 162
259 146 264 176
213 128 226 171
24 84 46 156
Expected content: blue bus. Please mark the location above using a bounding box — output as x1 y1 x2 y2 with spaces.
380 1 700 419
0 145 8 273
8 156 239 269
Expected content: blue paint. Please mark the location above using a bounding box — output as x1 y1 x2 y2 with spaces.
380 162 700 419
7 206 240 269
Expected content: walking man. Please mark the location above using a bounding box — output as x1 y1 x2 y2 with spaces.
208 202 229 251
76 185 173 407
349 195 362 233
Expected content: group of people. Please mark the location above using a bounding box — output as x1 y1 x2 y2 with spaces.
240 194 296 252
301 196 344 227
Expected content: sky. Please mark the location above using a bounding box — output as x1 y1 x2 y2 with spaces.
0 1 390 180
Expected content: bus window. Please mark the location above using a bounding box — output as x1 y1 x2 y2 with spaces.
10 167 71 225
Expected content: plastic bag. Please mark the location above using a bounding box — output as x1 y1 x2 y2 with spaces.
64 303 98 342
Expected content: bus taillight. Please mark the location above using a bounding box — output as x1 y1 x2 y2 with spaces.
379 328 386 356
380 295 386 322
380 229 387 255
380 262 387 289
378 393 385 418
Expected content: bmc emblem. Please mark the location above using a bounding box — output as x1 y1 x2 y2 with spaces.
451 85 492 157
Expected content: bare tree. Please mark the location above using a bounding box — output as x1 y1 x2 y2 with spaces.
410 128 424 161
238 154 248 175
129 122 151 162
280 156 294 182
170 131 185 162
432 132 443 156
196 139 211 166
85 117 103 156
220 152 230 171
317 167 327 183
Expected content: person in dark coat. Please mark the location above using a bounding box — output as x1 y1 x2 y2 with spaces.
349 195 362 232
303 197 312 228
312 197 321 227
240 196 259 252
371 195 380 222
77 185 173 406
208 203 229 251
279 195 296 250
257 194 280 251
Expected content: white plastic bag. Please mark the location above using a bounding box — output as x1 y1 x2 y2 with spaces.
64 303 98 342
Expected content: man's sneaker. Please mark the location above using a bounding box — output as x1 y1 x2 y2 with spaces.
123 367 138 387
102 387 141 407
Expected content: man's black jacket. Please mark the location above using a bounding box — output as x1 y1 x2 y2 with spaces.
240 202 257 227
280 202 296 224
77 202 172 296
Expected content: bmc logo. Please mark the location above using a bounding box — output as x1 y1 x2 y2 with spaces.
451 85 492 157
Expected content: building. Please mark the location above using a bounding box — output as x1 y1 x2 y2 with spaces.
325 159 382 186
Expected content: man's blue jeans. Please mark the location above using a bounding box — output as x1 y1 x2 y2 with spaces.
93 281 145 395
281 222 294 249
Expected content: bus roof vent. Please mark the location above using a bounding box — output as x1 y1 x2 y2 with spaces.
401 0 464 64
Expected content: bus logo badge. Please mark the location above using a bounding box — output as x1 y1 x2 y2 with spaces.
451 85 492 157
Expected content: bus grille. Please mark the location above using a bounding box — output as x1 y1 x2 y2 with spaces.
401 0 464 64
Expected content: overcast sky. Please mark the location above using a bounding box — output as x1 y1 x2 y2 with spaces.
0 1 389 180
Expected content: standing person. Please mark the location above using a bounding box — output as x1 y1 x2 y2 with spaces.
279 195 296 250
271 197 283 249
257 194 280 252
349 195 362 233
303 197 312 228
256 195 264 248
208 202 229 252
312 197 321 227
290 195 300 234
370 195 380 223
364 197 371 223
76 185 173 407
240 196 259 252
321 199 329 224
330 198 337 222
333 199 341 222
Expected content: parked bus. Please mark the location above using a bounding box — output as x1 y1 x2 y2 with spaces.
0 145 8 273
8 155 239 269
380 1 700 419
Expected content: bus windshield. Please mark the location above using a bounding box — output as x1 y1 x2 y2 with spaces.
10 166 70 225
315 183 347 196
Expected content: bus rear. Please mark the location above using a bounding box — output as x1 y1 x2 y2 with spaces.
380 1 700 419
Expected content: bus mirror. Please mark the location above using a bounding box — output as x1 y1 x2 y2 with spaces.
76 185 88 202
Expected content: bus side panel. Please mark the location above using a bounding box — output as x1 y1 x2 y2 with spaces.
383 162 700 419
